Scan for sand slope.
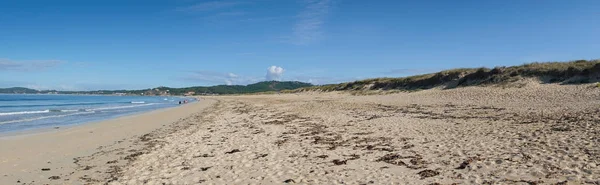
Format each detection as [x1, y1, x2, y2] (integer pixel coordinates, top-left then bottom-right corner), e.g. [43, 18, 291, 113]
[2, 84, 599, 184]
[107, 84, 599, 184]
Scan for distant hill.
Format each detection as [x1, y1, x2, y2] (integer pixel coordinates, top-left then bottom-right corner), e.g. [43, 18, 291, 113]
[0, 87, 39, 94]
[159, 81, 313, 95]
[0, 81, 313, 95]
[289, 59, 600, 93]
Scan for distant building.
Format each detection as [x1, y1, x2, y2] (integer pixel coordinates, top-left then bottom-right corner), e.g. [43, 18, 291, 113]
[185, 91, 196, 96]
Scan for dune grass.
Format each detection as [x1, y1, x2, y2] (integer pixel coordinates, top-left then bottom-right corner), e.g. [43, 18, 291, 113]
[289, 59, 600, 93]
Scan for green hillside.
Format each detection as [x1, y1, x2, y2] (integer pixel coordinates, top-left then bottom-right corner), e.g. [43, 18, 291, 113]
[0, 87, 39, 94]
[290, 59, 600, 92]
[160, 81, 313, 95]
[0, 81, 313, 95]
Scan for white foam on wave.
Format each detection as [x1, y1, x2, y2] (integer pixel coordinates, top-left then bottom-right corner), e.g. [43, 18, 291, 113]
[59, 109, 81, 112]
[0, 110, 51, 116]
[0, 103, 161, 117]
[0, 103, 164, 125]
[130, 101, 145, 104]
[89, 103, 159, 111]
[0, 111, 95, 125]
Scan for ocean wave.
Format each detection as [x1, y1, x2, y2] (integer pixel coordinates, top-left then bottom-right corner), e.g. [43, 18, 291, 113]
[0, 102, 116, 108]
[59, 109, 85, 112]
[130, 101, 145, 104]
[0, 110, 51, 116]
[0, 108, 94, 116]
[0, 111, 95, 125]
[0, 98, 57, 101]
[89, 103, 159, 111]
[0, 103, 161, 117]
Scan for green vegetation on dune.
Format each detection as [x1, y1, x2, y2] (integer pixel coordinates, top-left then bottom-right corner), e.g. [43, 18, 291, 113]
[290, 59, 600, 92]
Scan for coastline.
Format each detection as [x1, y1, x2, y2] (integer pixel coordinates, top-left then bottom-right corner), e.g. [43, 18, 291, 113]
[0, 94, 198, 135]
[0, 99, 194, 139]
[0, 97, 215, 184]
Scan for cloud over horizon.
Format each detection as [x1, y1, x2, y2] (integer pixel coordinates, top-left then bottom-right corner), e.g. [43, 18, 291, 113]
[266, 66, 284, 81]
[182, 66, 287, 85]
[0, 59, 64, 71]
[182, 70, 261, 85]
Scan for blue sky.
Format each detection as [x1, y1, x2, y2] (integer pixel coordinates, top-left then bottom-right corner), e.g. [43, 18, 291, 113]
[1, 0, 599, 90]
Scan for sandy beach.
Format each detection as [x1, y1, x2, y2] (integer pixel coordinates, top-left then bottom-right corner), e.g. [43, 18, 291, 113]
[2, 83, 600, 184]
[0, 99, 216, 185]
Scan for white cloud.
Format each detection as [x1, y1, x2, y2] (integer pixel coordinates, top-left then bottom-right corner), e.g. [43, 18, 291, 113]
[266, 66, 284, 81]
[183, 71, 260, 85]
[20, 84, 81, 91]
[177, 1, 245, 12]
[290, 0, 332, 45]
[23, 84, 50, 91]
[0, 59, 64, 71]
[289, 75, 357, 85]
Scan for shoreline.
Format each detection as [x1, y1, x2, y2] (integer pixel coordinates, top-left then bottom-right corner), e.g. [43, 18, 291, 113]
[0, 97, 215, 184]
[0, 101, 197, 139]
[0, 95, 199, 137]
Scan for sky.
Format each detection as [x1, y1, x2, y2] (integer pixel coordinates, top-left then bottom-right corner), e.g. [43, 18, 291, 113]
[1, 0, 599, 90]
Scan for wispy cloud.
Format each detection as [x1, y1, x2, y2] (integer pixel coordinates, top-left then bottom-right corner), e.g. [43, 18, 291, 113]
[240, 16, 290, 23]
[182, 70, 261, 85]
[200, 10, 247, 22]
[23, 84, 85, 91]
[289, 75, 360, 85]
[182, 65, 289, 85]
[289, 0, 332, 45]
[177, 1, 245, 12]
[214, 11, 246, 17]
[285, 68, 363, 85]
[0, 59, 64, 71]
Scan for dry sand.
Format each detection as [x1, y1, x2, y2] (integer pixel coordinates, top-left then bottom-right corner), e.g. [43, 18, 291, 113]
[2, 83, 600, 185]
[113, 83, 598, 185]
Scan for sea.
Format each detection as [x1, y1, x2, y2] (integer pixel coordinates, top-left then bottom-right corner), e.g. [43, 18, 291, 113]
[0, 94, 194, 133]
